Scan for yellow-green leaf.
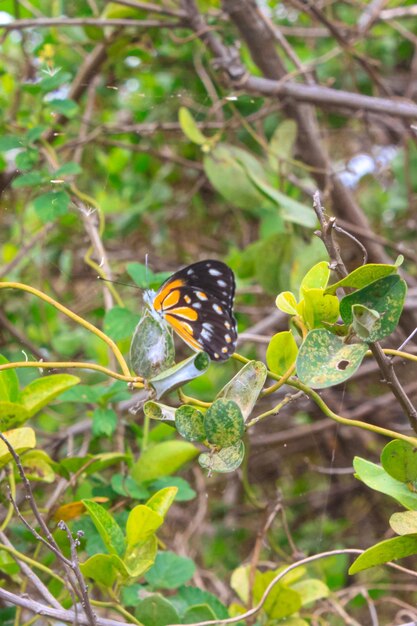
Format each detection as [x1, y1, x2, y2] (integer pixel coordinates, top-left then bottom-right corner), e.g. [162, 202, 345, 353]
[0, 427, 36, 468]
[21, 374, 80, 418]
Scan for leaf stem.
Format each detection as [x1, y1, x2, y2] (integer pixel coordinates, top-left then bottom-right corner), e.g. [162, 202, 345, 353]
[290, 378, 417, 446]
[0, 282, 131, 377]
[0, 360, 143, 386]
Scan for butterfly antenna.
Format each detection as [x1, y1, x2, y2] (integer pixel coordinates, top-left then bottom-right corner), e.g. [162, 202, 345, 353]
[97, 276, 141, 290]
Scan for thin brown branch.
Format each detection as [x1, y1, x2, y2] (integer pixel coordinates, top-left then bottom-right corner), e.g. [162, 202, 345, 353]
[0, 309, 47, 361]
[380, 6, 417, 21]
[312, 193, 417, 434]
[108, 0, 187, 18]
[240, 75, 417, 121]
[0, 586, 134, 626]
[0, 17, 183, 31]
[0, 222, 54, 278]
[57, 521, 97, 626]
[0, 530, 62, 609]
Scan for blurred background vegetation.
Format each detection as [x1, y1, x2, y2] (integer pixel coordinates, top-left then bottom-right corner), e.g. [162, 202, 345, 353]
[1, 0, 417, 623]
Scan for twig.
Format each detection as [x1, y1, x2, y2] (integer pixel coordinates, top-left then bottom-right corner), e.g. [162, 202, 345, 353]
[108, 0, 187, 18]
[0, 530, 62, 609]
[312, 193, 417, 434]
[0, 586, 135, 626]
[168, 548, 364, 626]
[248, 498, 282, 608]
[313, 191, 348, 278]
[0, 223, 54, 278]
[0, 309, 47, 361]
[0, 17, 183, 31]
[57, 521, 97, 626]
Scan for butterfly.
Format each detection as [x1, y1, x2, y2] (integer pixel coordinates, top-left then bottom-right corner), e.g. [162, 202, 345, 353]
[144, 260, 237, 361]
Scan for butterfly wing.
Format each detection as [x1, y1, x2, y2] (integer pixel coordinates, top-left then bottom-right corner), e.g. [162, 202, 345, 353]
[152, 260, 237, 361]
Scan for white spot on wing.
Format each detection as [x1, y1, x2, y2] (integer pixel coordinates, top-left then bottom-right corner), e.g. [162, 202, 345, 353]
[217, 279, 227, 287]
[203, 322, 213, 331]
[208, 268, 221, 276]
[201, 328, 212, 341]
[193, 302, 201, 309]
[213, 303, 223, 314]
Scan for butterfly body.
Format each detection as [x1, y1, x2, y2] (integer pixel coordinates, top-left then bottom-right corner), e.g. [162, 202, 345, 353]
[146, 260, 237, 361]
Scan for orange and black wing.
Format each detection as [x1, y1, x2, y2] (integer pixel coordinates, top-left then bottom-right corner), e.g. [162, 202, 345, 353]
[152, 260, 237, 361]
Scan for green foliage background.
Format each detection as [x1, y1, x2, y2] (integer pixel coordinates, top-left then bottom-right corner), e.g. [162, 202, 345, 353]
[1, 0, 417, 624]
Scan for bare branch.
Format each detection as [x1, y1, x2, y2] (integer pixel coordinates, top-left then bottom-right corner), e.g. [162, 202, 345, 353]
[0, 17, 183, 31]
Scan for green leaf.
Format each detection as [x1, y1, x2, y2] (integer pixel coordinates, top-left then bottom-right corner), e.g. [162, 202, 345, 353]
[179, 107, 209, 146]
[0, 427, 36, 468]
[26, 126, 47, 143]
[39, 71, 71, 92]
[21, 374, 80, 418]
[203, 399, 244, 447]
[183, 605, 216, 623]
[246, 171, 317, 228]
[104, 306, 140, 341]
[59, 384, 105, 403]
[0, 402, 30, 430]
[131, 440, 198, 483]
[292, 578, 330, 605]
[145, 486, 178, 518]
[296, 329, 368, 389]
[144, 401, 176, 422]
[82, 499, 126, 558]
[217, 361, 267, 421]
[20, 450, 55, 483]
[349, 535, 417, 574]
[61, 452, 128, 475]
[266, 331, 298, 376]
[80, 553, 129, 586]
[231, 565, 250, 603]
[390, 511, 417, 536]
[126, 262, 171, 290]
[11, 171, 43, 189]
[253, 570, 302, 619]
[0, 135, 24, 151]
[124, 535, 158, 578]
[175, 405, 205, 441]
[15, 148, 39, 170]
[203, 143, 266, 210]
[199, 440, 245, 474]
[136, 594, 180, 626]
[0, 355, 20, 402]
[276, 291, 298, 315]
[126, 505, 163, 547]
[298, 288, 340, 330]
[268, 120, 297, 167]
[173, 586, 229, 619]
[145, 551, 195, 589]
[149, 353, 210, 399]
[111, 474, 150, 500]
[150, 477, 196, 502]
[92, 408, 118, 437]
[326, 263, 398, 294]
[130, 311, 175, 379]
[381, 440, 417, 483]
[48, 98, 79, 117]
[300, 261, 330, 293]
[353, 456, 417, 510]
[339, 275, 407, 341]
[33, 190, 70, 222]
[54, 162, 82, 176]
